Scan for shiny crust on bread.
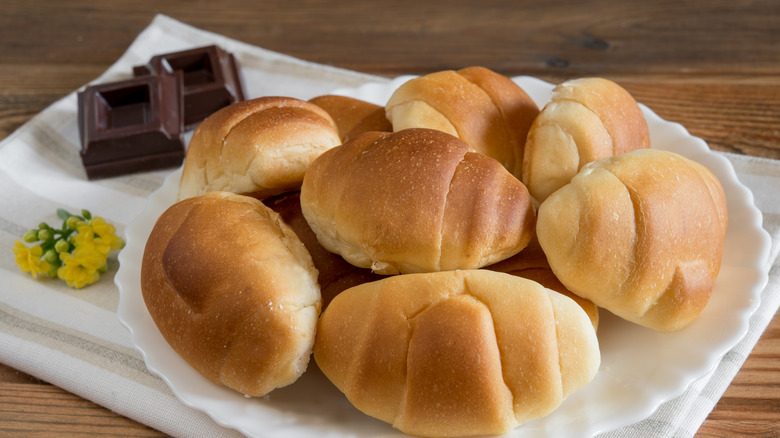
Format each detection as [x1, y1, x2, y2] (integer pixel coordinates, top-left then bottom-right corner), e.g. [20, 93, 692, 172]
[141, 192, 321, 396]
[537, 149, 727, 331]
[178, 96, 341, 200]
[300, 128, 536, 275]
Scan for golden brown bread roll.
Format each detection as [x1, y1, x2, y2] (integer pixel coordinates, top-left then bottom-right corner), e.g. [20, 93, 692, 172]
[140, 192, 321, 396]
[309, 94, 392, 141]
[537, 149, 728, 332]
[300, 128, 536, 275]
[178, 96, 340, 200]
[522, 77, 650, 201]
[314, 270, 600, 437]
[264, 191, 383, 308]
[385, 66, 539, 179]
[486, 237, 599, 329]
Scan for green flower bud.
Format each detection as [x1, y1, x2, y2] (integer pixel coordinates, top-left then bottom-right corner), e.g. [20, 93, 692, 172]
[44, 249, 59, 264]
[38, 222, 51, 230]
[47, 264, 59, 278]
[81, 209, 92, 220]
[65, 216, 82, 230]
[37, 229, 53, 242]
[23, 230, 39, 243]
[54, 239, 70, 253]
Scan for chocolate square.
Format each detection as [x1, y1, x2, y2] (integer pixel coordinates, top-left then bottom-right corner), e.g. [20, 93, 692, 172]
[77, 73, 185, 179]
[133, 45, 245, 129]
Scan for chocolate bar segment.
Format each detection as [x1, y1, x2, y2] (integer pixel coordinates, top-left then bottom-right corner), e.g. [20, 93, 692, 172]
[134, 45, 245, 128]
[77, 73, 185, 180]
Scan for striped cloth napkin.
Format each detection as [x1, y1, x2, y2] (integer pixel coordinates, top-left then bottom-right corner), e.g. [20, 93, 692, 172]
[1, 14, 777, 438]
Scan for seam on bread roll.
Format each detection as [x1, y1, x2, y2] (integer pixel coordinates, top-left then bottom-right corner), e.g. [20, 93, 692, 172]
[623, 181, 655, 314]
[437, 154, 469, 271]
[396, 292, 516, 434]
[449, 77, 515, 174]
[458, 79, 519, 174]
[460, 284, 518, 413]
[472, 89, 525, 173]
[622, 156, 723, 320]
[605, 162, 697, 317]
[550, 99, 616, 156]
[390, 99, 461, 138]
[456, 66, 539, 176]
[554, 97, 617, 155]
[547, 292, 566, 401]
[463, 274, 565, 423]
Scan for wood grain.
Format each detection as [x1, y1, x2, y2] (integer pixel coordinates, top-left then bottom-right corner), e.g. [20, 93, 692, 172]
[697, 323, 780, 437]
[0, 381, 165, 437]
[622, 78, 780, 159]
[0, 0, 778, 437]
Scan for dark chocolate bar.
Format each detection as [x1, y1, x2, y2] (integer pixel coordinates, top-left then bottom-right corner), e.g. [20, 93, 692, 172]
[77, 73, 185, 180]
[133, 45, 245, 128]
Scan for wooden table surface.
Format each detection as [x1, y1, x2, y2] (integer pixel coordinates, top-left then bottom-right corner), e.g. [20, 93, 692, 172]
[1, 1, 778, 437]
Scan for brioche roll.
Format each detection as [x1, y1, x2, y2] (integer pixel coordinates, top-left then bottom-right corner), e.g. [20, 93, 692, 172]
[141, 192, 320, 396]
[537, 149, 728, 332]
[300, 128, 536, 275]
[522, 77, 650, 201]
[486, 237, 599, 329]
[385, 67, 539, 178]
[314, 270, 600, 437]
[309, 94, 392, 141]
[178, 96, 340, 200]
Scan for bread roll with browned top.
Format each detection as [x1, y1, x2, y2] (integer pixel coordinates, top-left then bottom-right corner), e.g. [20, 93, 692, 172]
[141, 192, 320, 396]
[385, 67, 539, 179]
[178, 96, 340, 200]
[537, 149, 728, 332]
[309, 94, 392, 141]
[522, 77, 650, 201]
[314, 270, 600, 437]
[300, 128, 536, 275]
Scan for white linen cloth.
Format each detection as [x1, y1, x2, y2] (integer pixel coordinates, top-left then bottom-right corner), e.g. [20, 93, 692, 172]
[0, 14, 778, 438]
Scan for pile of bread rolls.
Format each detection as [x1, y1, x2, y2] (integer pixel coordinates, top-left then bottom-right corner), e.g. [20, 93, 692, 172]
[140, 67, 727, 437]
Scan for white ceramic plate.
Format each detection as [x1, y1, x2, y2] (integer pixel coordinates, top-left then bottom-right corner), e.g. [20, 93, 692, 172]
[116, 76, 771, 437]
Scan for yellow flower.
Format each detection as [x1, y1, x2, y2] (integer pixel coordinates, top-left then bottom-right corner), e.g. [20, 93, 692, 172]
[71, 223, 95, 246]
[12, 240, 51, 279]
[57, 252, 100, 289]
[90, 216, 125, 251]
[72, 244, 107, 272]
[71, 218, 124, 258]
[13, 210, 124, 289]
[71, 223, 107, 257]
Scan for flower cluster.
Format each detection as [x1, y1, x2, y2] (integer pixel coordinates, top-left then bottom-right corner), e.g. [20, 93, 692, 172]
[12, 209, 124, 289]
